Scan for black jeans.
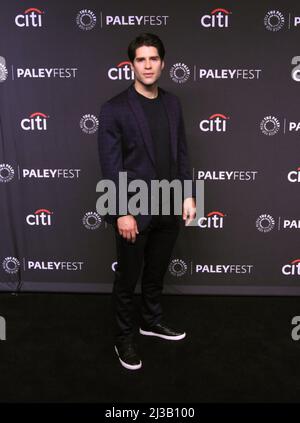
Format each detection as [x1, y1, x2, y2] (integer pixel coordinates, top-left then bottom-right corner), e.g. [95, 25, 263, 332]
[112, 214, 180, 344]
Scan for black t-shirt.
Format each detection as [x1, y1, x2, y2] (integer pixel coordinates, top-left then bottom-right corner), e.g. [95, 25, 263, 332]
[135, 88, 174, 215]
[135, 88, 171, 181]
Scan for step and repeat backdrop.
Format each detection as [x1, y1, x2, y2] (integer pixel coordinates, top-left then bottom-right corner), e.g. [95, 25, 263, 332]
[0, 0, 300, 294]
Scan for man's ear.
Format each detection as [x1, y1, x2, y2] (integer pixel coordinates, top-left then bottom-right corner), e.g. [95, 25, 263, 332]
[161, 60, 165, 70]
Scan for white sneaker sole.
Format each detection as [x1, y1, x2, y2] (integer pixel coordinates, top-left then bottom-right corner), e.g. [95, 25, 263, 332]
[114, 346, 142, 370]
[139, 328, 186, 340]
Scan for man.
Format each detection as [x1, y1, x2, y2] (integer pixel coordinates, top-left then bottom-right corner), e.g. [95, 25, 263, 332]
[98, 33, 196, 370]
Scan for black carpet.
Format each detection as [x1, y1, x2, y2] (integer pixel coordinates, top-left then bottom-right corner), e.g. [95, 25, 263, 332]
[0, 293, 299, 403]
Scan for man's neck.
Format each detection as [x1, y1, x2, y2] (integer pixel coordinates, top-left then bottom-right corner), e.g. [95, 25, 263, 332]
[134, 80, 158, 99]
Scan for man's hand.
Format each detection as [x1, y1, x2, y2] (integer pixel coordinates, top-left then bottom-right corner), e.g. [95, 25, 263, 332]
[182, 197, 196, 226]
[117, 215, 139, 243]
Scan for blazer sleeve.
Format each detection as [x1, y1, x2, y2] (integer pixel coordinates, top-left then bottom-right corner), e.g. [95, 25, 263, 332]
[97, 101, 128, 220]
[176, 98, 196, 200]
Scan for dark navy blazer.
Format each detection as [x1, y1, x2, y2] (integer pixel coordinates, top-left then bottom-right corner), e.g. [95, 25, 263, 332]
[97, 83, 195, 231]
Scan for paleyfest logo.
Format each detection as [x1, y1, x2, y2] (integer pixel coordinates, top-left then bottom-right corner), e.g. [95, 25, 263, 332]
[260, 116, 280, 136]
[0, 56, 8, 82]
[169, 63, 191, 83]
[76, 9, 97, 30]
[264, 10, 285, 31]
[264, 10, 300, 31]
[260, 115, 300, 135]
[104, 15, 169, 26]
[169, 259, 188, 277]
[256, 213, 300, 231]
[80, 114, 99, 134]
[82, 212, 103, 230]
[2, 257, 20, 274]
[0, 164, 15, 183]
[256, 214, 275, 233]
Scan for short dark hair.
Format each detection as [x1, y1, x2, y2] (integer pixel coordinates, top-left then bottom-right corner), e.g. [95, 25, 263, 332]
[127, 33, 165, 62]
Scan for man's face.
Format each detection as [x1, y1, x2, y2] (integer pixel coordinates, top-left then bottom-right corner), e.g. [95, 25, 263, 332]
[130, 45, 165, 86]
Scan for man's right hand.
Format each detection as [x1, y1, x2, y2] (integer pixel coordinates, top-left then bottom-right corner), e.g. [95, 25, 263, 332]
[117, 215, 139, 243]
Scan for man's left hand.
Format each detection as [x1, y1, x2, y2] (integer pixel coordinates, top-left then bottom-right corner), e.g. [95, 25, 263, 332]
[182, 197, 196, 226]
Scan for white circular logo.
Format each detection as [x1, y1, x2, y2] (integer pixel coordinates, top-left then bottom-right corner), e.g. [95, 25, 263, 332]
[0, 164, 15, 183]
[76, 9, 97, 31]
[80, 114, 99, 134]
[260, 116, 280, 136]
[264, 11, 285, 32]
[82, 212, 103, 230]
[0, 63, 8, 82]
[170, 63, 190, 84]
[2, 257, 20, 274]
[168, 259, 188, 277]
[256, 214, 275, 233]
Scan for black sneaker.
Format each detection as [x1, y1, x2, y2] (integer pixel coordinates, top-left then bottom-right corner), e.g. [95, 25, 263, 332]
[139, 322, 186, 340]
[114, 341, 142, 370]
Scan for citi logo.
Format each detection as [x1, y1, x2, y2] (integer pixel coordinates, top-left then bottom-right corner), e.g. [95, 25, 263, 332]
[21, 112, 49, 131]
[200, 8, 231, 28]
[26, 209, 53, 226]
[108, 61, 134, 80]
[288, 167, 300, 182]
[198, 211, 225, 229]
[15, 8, 44, 27]
[282, 259, 300, 276]
[199, 114, 229, 132]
